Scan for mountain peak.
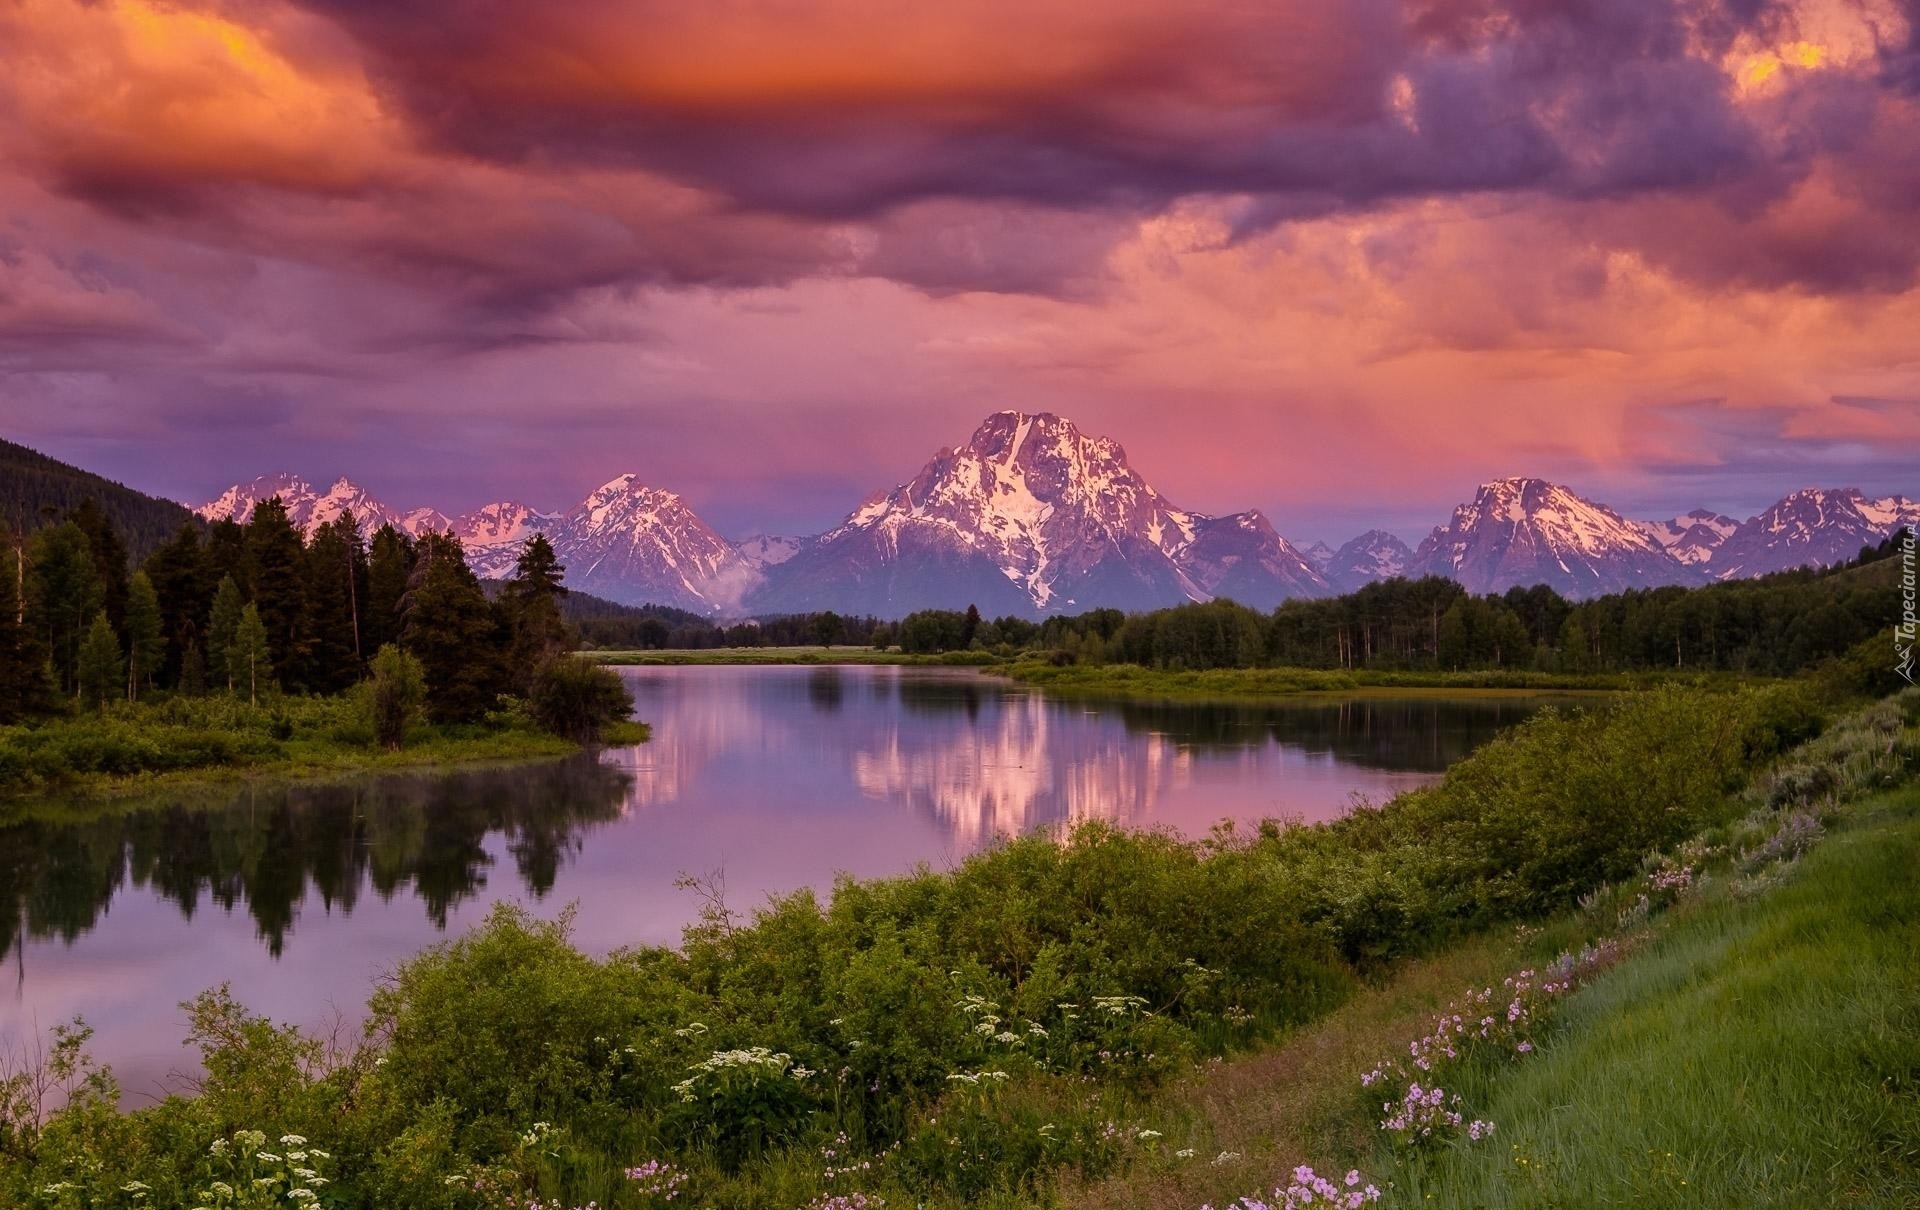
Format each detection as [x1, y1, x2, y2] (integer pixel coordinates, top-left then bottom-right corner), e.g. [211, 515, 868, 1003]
[1410, 478, 1691, 597]
[752, 411, 1326, 615]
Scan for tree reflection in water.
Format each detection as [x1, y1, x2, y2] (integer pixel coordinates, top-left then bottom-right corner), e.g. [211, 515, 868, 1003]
[0, 755, 632, 963]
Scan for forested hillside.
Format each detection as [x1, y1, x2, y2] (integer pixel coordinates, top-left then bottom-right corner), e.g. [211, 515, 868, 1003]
[0, 436, 200, 561]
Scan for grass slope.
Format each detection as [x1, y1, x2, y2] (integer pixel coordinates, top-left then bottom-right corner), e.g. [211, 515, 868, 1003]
[1382, 787, 1920, 1209]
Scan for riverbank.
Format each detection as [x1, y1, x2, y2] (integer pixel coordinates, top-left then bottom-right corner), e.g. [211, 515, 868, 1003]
[1000, 661, 1754, 700]
[0, 694, 648, 803]
[1068, 781, 1920, 1209]
[5, 684, 1900, 1210]
[585, 645, 1001, 666]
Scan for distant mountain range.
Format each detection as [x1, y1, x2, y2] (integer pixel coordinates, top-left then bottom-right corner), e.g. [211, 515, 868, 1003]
[189, 411, 1917, 615]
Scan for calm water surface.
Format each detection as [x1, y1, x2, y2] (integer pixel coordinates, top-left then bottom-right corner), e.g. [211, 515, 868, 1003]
[0, 666, 1568, 1101]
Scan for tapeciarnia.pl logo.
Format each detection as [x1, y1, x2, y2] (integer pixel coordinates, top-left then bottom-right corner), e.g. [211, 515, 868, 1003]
[1899, 528, 1916, 685]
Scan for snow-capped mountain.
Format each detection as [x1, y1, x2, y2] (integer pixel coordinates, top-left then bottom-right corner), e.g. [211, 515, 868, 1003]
[735, 535, 808, 569]
[1177, 510, 1331, 609]
[194, 446, 1918, 619]
[1710, 488, 1919, 579]
[195, 474, 451, 538]
[194, 473, 747, 612]
[551, 475, 753, 613]
[1407, 478, 1704, 598]
[1321, 529, 1414, 592]
[1635, 509, 1739, 568]
[747, 411, 1329, 617]
[457, 501, 563, 579]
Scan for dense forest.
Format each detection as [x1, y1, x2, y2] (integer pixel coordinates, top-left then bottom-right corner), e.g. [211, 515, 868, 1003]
[0, 437, 201, 562]
[876, 532, 1909, 689]
[0, 496, 630, 743]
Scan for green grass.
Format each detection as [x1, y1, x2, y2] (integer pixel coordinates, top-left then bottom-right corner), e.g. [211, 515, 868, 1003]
[586, 645, 1003, 666]
[1372, 787, 1920, 1209]
[997, 662, 1739, 701]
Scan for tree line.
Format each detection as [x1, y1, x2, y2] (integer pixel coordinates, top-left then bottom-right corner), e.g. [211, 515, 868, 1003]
[0, 498, 630, 742]
[885, 530, 1909, 687]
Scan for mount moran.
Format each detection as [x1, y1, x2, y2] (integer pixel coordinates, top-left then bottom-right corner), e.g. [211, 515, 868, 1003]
[196, 412, 1918, 617]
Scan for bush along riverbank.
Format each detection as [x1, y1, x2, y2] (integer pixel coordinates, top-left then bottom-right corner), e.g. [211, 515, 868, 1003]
[2, 686, 1911, 1210]
[1068, 690, 1920, 1210]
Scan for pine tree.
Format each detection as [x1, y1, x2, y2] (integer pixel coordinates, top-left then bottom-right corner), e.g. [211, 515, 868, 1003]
[0, 524, 51, 722]
[401, 532, 503, 723]
[229, 602, 272, 707]
[244, 496, 309, 690]
[179, 639, 207, 697]
[143, 522, 210, 690]
[205, 515, 249, 595]
[500, 533, 571, 692]
[28, 521, 104, 695]
[124, 570, 164, 702]
[69, 498, 131, 632]
[364, 524, 414, 656]
[305, 513, 369, 694]
[77, 611, 124, 710]
[207, 575, 244, 693]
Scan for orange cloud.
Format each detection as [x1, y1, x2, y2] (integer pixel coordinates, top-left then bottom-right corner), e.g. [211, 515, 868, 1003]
[0, 0, 404, 200]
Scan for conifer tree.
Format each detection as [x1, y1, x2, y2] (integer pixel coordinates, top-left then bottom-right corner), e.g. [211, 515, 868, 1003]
[229, 603, 272, 707]
[500, 533, 571, 692]
[401, 532, 503, 723]
[143, 522, 210, 690]
[77, 611, 124, 710]
[364, 524, 414, 656]
[244, 497, 309, 689]
[69, 498, 131, 632]
[205, 515, 249, 594]
[206, 575, 244, 693]
[0, 524, 51, 722]
[124, 570, 164, 702]
[305, 512, 369, 693]
[28, 521, 103, 695]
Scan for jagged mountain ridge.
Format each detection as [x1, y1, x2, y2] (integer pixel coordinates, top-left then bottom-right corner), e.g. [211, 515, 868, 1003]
[190, 420, 1917, 615]
[1406, 478, 1709, 597]
[1321, 529, 1414, 592]
[743, 411, 1330, 616]
[1711, 488, 1919, 579]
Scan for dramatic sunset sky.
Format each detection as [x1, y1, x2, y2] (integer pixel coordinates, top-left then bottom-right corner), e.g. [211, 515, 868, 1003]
[2, 0, 1916, 540]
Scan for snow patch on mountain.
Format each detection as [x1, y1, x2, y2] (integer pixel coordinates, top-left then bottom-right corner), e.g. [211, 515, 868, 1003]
[1408, 478, 1700, 598]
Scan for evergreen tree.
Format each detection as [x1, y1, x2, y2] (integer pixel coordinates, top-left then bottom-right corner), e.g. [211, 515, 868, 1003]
[204, 515, 249, 594]
[179, 640, 207, 697]
[305, 513, 369, 694]
[229, 603, 272, 707]
[28, 521, 104, 695]
[206, 575, 244, 693]
[0, 524, 51, 721]
[961, 603, 982, 648]
[76, 611, 124, 709]
[245, 497, 310, 688]
[500, 533, 571, 691]
[143, 523, 211, 690]
[401, 532, 503, 723]
[69, 498, 131, 632]
[364, 524, 414, 656]
[124, 570, 164, 702]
